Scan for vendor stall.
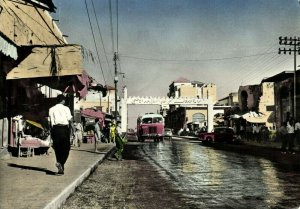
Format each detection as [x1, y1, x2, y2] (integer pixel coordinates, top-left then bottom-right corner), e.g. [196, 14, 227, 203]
[11, 116, 50, 157]
[80, 108, 105, 143]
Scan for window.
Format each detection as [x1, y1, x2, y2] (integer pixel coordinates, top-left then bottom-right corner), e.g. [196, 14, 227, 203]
[192, 113, 205, 123]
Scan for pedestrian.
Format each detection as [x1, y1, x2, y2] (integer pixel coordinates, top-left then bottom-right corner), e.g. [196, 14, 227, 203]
[74, 121, 84, 147]
[110, 121, 116, 143]
[94, 118, 103, 143]
[114, 122, 126, 160]
[295, 120, 300, 151]
[278, 122, 288, 153]
[49, 94, 73, 175]
[287, 120, 295, 154]
[240, 125, 245, 140]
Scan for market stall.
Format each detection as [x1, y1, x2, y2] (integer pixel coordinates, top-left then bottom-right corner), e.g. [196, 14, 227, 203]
[80, 108, 105, 143]
[11, 116, 50, 157]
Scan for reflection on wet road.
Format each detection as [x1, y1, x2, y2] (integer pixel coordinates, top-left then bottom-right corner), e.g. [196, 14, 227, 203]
[139, 138, 300, 209]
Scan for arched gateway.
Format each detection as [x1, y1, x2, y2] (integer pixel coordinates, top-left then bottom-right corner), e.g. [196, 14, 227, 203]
[121, 87, 215, 133]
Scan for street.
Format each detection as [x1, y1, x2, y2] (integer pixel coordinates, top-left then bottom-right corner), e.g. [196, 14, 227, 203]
[62, 137, 300, 209]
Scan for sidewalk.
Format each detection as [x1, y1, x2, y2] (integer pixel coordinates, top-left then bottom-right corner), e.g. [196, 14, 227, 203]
[0, 143, 115, 209]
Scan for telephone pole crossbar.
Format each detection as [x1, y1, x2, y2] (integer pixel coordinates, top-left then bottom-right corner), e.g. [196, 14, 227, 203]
[278, 36, 300, 119]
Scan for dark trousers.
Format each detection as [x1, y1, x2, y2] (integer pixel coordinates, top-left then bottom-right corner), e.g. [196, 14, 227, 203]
[51, 125, 70, 167]
[287, 133, 295, 152]
[281, 135, 288, 152]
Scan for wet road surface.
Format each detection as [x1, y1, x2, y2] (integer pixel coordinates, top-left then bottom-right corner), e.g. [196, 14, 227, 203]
[62, 137, 300, 209]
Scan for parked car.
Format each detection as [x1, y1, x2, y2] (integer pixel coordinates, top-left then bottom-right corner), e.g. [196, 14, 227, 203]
[198, 127, 236, 144]
[164, 128, 173, 139]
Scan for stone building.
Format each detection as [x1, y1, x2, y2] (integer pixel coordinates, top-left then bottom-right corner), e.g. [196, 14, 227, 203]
[75, 85, 117, 114]
[218, 92, 239, 106]
[0, 0, 92, 153]
[262, 70, 300, 127]
[165, 77, 220, 133]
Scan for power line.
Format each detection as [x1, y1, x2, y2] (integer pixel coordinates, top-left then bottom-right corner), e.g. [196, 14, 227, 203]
[84, 0, 106, 84]
[116, 0, 119, 53]
[109, 0, 115, 53]
[120, 51, 276, 62]
[90, 0, 114, 81]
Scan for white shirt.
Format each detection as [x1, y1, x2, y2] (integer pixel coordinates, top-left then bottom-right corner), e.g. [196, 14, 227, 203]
[49, 104, 72, 127]
[295, 122, 300, 131]
[287, 122, 294, 134]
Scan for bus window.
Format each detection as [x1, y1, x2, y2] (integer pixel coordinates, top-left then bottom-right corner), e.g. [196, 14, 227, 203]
[142, 118, 152, 124]
[153, 117, 163, 123]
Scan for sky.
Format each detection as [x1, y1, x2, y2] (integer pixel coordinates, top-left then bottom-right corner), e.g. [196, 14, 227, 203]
[52, 0, 300, 128]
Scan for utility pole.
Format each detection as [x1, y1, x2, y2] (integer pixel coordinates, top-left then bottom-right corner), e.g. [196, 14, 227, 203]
[114, 52, 118, 121]
[278, 36, 300, 119]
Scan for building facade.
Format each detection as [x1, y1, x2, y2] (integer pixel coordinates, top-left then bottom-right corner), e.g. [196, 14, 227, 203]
[165, 77, 219, 133]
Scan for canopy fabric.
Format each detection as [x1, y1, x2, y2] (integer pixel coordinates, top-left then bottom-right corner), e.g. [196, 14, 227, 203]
[0, 35, 18, 60]
[242, 111, 273, 124]
[230, 114, 241, 119]
[63, 71, 91, 98]
[26, 120, 44, 130]
[6, 45, 83, 79]
[81, 108, 104, 120]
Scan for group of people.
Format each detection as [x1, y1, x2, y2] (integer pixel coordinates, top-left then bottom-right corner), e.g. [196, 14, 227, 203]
[278, 119, 300, 154]
[93, 119, 126, 160]
[48, 94, 126, 175]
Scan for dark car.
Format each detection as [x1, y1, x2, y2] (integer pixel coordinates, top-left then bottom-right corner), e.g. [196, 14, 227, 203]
[198, 127, 236, 144]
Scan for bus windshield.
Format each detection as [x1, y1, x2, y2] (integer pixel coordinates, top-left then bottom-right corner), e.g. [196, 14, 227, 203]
[141, 117, 163, 124]
[142, 117, 152, 124]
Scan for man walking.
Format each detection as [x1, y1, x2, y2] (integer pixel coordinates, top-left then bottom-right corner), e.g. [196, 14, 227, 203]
[49, 94, 73, 175]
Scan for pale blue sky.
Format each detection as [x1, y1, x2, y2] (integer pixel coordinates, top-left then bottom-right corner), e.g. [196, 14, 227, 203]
[53, 0, 300, 97]
[52, 0, 300, 127]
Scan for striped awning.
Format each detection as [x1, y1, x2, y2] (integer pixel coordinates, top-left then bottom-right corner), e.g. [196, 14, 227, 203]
[0, 35, 18, 60]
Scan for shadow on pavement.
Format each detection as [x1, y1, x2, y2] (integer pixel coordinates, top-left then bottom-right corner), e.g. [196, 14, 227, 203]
[7, 163, 57, 175]
[70, 148, 106, 154]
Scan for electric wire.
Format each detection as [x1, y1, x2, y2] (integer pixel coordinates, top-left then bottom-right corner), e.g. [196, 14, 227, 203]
[116, 0, 119, 53]
[34, 6, 65, 45]
[90, 0, 114, 81]
[84, 0, 106, 85]
[109, 0, 115, 53]
[8, 0, 65, 44]
[4, 4, 46, 44]
[120, 51, 276, 62]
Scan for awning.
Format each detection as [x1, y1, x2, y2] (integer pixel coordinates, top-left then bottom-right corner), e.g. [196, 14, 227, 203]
[6, 45, 83, 79]
[0, 34, 18, 60]
[5, 44, 94, 98]
[242, 111, 273, 124]
[26, 120, 44, 130]
[81, 108, 104, 120]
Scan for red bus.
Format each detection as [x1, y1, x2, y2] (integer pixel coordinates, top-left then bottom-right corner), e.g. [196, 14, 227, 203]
[137, 113, 164, 142]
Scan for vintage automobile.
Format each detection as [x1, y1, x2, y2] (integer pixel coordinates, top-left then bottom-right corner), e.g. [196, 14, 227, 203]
[137, 113, 164, 142]
[198, 127, 236, 144]
[164, 128, 173, 139]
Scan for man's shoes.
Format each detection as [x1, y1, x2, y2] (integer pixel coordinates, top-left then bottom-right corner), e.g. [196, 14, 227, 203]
[56, 162, 64, 175]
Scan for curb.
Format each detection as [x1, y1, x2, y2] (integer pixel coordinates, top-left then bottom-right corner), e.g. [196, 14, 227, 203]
[43, 146, 116, 209]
